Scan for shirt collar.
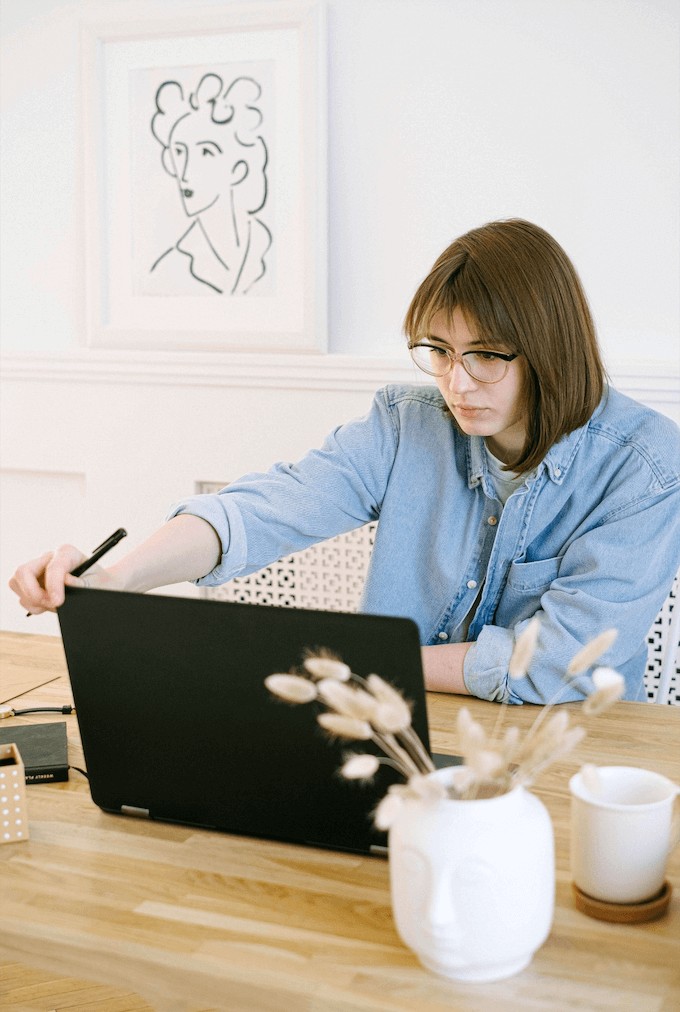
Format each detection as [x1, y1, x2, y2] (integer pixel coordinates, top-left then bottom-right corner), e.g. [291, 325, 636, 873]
[466, 405, 597, 490]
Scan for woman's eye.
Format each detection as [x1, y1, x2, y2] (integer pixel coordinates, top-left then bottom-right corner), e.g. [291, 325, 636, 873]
[430, 347, 449, 357]
[201, 147, 215, 157]
[474, 352, 501, 362]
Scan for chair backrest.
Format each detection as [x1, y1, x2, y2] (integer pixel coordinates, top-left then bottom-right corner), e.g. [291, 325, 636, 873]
[203, 521, 377, 613]
[645, 571, 679, 705]
[198, 485, 679, 705]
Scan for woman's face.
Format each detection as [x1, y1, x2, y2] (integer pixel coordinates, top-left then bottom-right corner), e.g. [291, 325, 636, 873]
[430, 307, 527, 465]
[167, 107, 238, 217]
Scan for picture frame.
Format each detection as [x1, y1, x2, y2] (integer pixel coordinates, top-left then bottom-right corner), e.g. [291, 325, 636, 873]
[81, 1, 326, 353]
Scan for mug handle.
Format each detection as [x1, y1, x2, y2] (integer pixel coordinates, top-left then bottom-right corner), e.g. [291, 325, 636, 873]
[670, 785, 680, 853]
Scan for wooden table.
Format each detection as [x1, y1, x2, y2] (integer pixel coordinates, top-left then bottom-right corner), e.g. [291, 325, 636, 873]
[1, 631, 678, 1011]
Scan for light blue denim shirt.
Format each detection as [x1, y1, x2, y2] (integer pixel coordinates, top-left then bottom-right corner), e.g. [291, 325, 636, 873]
[168, 384, 680, 704]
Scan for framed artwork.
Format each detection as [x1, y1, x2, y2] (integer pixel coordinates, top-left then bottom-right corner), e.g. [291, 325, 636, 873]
[81, 2, 326, 352]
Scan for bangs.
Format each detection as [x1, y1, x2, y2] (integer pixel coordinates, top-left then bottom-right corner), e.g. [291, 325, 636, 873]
[404, 255, 518, 353]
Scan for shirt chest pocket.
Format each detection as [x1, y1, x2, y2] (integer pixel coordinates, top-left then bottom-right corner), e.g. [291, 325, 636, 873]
[506, 555, 562, 592]
[495, 555, 562, 626]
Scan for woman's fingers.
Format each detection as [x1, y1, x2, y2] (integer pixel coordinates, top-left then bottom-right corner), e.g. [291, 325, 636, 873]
[43, 545, 87, 606]
[8, 545, 86, 614]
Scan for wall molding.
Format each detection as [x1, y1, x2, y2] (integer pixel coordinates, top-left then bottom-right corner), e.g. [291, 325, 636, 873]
[0, 350, 678, 405]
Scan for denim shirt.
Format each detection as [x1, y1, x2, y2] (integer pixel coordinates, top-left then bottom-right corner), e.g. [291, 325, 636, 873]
[169, 384, 680, 704]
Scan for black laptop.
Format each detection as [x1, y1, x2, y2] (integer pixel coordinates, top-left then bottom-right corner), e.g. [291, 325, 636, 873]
[57, 587, 456, 856]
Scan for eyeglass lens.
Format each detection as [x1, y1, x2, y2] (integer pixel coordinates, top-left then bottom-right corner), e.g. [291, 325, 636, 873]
[410, 345, 510, 383]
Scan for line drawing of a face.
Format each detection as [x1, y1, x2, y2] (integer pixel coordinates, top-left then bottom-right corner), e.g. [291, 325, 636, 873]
[149, 73, 271, 296]
[167, 106, 238, 217]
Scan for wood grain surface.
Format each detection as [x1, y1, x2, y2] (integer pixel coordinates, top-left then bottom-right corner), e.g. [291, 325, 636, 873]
[1, 631, 678, 1011]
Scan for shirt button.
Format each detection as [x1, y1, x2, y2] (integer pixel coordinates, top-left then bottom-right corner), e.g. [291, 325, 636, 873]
[554, 467, 562, 477]
[467, 579, 477, 589]
[487, 516, 498, 526]
[438, 631, 449, 641]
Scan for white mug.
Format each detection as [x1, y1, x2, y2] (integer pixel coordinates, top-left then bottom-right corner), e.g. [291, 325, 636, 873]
[570, 765, 680, 904]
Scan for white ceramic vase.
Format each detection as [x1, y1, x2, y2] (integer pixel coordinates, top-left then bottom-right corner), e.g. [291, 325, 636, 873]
[388, 766, 555, 982]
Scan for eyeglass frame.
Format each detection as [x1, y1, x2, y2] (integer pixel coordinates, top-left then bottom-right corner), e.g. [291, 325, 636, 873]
[407, 341, 519, 384]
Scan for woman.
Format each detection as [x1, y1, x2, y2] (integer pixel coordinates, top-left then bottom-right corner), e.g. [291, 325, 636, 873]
[10, 220, 680, 704]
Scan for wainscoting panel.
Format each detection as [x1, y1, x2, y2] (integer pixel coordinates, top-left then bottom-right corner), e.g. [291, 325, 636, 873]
[0, 469, 87, 636]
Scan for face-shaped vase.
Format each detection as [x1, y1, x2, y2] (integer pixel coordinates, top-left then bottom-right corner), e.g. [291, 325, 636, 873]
[389, 769, 554, 982]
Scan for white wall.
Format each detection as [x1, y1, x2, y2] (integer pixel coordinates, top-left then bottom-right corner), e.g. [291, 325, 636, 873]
[1, 0, 679, 634]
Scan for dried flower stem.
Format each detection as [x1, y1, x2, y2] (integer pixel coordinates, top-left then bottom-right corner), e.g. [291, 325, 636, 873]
[400, 726, 436, 774]
[371, 729, 422, 779]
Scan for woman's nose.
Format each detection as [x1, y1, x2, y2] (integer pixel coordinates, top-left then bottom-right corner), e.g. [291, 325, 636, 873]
[446, 358, 477, 393]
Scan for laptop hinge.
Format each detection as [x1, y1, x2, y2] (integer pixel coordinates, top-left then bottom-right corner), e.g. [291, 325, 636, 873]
[369, 844, 388, 857]
[121, 805, 150, 818]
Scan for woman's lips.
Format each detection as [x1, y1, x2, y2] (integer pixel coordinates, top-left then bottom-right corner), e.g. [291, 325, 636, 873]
[452, 404, 487, 417]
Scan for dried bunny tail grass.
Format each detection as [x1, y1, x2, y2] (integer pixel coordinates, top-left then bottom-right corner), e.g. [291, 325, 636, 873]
[465, 748, 506, 782]
[492, 615, 540, 753]
[317, 713, 373, 740]
[372, 698, 412, 734]
[373, 789, 405, 831]
[456, 706, 488, 757]
[340, 753, 381, 780]
[498, 725, 521, 767]
[405, 773, 448, 802]
[303, 656, 352, 681]
[447, 764, 476, 798]
[264, 673, 317, 704]
[367, 673, 413, 707]
[513, 725, 586, 787]
[566, 628, 618, 676]
[317, 679, 378, 720]
[591, 666, 625, 690]
[583, 667, 625, 715]
[508, 616, 541, 679]
[516, 709, 570, 765]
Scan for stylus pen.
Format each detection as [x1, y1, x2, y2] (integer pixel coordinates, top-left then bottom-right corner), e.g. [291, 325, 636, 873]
[70, 528, 127, 577]
[26, 528, 127, 616]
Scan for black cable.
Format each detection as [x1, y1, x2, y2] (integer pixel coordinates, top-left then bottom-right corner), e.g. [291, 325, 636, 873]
[9, 705, 75, 716]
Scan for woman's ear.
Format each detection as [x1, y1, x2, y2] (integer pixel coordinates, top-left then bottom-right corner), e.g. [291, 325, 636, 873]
[230, 159, 249, 186]
[161, 147, 177, 178]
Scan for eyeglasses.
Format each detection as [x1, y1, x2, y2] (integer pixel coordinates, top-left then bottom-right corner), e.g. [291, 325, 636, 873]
[408, 342, 518, 384]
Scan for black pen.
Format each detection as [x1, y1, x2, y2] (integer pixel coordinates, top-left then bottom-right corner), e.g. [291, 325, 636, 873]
[26, 528, 127, 616]
[70, 528, 128, 577]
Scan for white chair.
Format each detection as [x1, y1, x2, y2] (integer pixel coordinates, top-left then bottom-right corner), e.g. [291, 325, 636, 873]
[647, 571, 679, 705]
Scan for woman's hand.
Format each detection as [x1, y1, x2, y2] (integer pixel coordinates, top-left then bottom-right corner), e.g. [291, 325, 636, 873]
[8, 545, 124, 615]
[9, 516, 222, 615]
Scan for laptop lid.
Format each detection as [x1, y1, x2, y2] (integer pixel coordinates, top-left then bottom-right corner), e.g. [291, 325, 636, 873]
[57, 587, 438, 856]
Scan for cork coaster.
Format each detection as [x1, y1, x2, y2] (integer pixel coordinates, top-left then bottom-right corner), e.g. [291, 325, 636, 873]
[572, 880, 672, 923]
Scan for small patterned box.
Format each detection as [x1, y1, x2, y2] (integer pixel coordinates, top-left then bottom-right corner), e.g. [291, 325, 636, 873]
[0, 742, 29, 843]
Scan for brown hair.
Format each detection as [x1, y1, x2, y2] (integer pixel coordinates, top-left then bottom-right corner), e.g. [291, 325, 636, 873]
[403, 219, 606, 473]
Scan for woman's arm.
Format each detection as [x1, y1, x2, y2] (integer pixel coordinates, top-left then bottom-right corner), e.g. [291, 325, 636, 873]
[422, 642, 472, 695]
[9, 515, 221, 615]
